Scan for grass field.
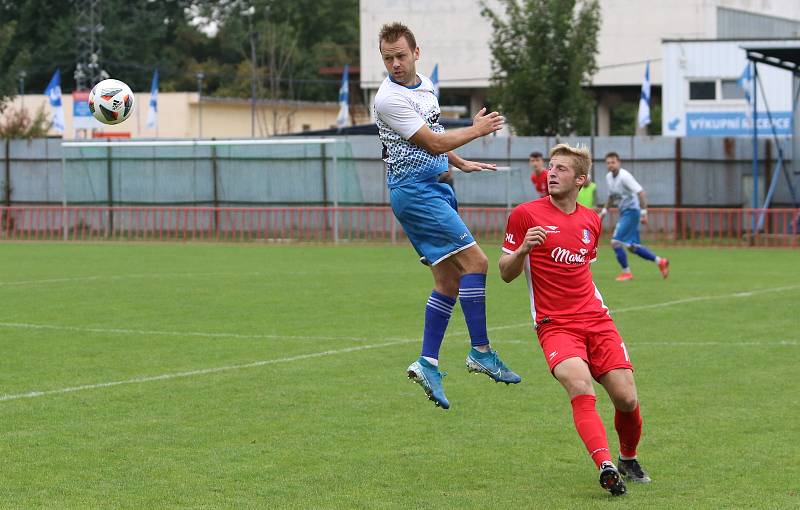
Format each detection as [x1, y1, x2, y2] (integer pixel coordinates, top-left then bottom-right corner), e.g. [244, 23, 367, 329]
[0, 242, 798, 509]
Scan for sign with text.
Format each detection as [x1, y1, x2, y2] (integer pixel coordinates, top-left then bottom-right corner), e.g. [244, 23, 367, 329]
[686, 111, 791, 137]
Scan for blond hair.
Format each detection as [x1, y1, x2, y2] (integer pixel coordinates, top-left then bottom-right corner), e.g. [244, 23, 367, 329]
[549, 143, 592, 178]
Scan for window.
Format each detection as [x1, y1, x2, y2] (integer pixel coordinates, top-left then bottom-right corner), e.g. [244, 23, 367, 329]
[721, 79, 745, 100]
[689, 81, 716, 100]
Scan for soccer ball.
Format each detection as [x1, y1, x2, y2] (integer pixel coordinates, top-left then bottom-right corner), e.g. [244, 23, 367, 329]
[88, 79, 135, 125]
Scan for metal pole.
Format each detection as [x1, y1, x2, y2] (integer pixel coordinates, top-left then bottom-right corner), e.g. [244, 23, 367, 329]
[332, 146, 339, 244]
[62, 150, 67, 240]
[250, 23, 257, 138]
[107, 144, 113, 236]
[18, 71, 25, 111]
[211, 142, 219, 235]
[751, 62, 758, 236]
[196, 71, 204, 138]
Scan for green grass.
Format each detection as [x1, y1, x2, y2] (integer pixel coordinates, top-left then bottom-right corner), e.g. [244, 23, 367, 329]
[0, 242, 798, 509]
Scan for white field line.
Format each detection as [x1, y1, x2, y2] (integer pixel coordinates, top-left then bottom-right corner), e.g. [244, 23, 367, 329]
[498, 339, 798, 347]
[487, 284, 800, 332]
[0, 338, 419, 402]
[0, 272, 266, 287]
[1, 283, 798, 402]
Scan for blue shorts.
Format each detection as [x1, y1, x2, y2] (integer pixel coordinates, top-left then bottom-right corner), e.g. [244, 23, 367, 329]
[390, 177, 476, 266]
[612, 208, 641, 245]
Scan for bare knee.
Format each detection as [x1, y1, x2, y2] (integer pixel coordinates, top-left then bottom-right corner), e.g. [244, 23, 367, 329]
[563, 379, 595, 399]
[613, 393, 639, 412]
[456, 246, 488, 274]
[610, 239, 623, 249]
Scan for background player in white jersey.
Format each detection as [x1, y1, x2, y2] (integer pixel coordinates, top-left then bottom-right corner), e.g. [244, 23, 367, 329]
[375, 22, 521, 410]
[499, 144, 651, 496]
[599, 152, 669, 281]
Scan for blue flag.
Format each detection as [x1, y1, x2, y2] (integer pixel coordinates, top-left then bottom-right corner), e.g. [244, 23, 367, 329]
[431, 63, 440, 98]
[637, 61, 651, 128]
[737, 62, 752, 104]
[146, 69, 159, 129]
[44, 69, 65, 134]
[335, 64, 349, 129]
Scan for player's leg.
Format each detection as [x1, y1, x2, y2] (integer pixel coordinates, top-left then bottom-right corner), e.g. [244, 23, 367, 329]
[611, 210, 637, 281]
[405, 258, 460, 410]
[599, 369, 651, 483]
[553, 357, 626, 496]
[451, 244, 521, 384]
[610, 239, 632, 281]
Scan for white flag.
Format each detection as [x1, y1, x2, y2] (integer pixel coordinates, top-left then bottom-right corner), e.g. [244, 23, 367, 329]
[44, 69, 65, 134]
[335, 64, 349, 129]
[146, 70, 158, 129]
[637, 61, 651, 128]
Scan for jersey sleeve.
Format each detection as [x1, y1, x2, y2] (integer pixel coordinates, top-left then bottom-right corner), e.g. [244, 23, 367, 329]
[622, 171, 643, 195]
[502, 206, 531, 254]
[374, 92, 426, 140]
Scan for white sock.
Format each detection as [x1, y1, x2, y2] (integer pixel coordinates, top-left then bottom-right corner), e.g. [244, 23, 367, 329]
[422, 356, 438, 366]
[655, 256, 662, 264]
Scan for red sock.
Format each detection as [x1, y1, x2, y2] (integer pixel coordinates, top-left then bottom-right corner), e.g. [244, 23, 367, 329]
[615, 404, 643, 458]
[570, 394, 611, 468]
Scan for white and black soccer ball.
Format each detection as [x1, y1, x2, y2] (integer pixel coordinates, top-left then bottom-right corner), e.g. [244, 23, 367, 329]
[88, 79, 135, 125]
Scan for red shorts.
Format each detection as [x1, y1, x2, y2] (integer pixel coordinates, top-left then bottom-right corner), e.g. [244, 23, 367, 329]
[535, 315, 633, 380]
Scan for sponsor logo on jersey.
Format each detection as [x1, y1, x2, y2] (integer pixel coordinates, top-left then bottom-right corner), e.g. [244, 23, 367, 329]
[545, 225, 560, 234]
[550, 246, 587, 265]
[582, 228, 591, 244]
[505, 233, 515, 244]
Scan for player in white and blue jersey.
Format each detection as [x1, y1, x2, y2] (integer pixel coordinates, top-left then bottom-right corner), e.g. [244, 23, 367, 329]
[375, 22, 520, 409]
[599, 152, 670, 282]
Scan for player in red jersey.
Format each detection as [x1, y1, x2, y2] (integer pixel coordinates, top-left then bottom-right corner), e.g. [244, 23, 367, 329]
[529, 151, 549, 197]
[499, 144, 651, 496]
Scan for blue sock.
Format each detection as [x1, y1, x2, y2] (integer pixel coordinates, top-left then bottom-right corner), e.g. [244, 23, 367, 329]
[459, 273, 489, 348]
[632, 244, 657, 262]
[613, 246, 629, 269]
[420, 290, 456, 360]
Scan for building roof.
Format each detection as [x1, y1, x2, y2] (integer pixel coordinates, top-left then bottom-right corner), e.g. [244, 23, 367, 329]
[743, 45, 800, 73]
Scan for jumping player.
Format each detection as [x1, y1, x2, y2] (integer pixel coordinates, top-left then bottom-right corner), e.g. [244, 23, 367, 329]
[374, 22, 521, 410]
[599, 152, 669, 281]
[499, 144, 651, 495]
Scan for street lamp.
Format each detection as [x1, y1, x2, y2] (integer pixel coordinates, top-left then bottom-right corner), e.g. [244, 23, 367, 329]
[242, 5, 257, 138]
[196, 70, 205, 138]
[18, 71, 26, 110]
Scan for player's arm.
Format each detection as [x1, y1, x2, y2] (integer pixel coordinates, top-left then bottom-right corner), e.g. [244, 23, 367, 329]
[637, 190, 648, 224]
[599, 195, 612, 219]
[447, 151, 497, 173]
[499, 226, 547, 283]
[409, 107, 504, 156]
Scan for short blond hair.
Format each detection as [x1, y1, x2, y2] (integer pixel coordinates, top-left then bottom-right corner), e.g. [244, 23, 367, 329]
[549, 143, 592, 178]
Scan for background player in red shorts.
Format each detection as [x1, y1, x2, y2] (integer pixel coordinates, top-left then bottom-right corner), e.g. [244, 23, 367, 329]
[499, 143, 651, 496]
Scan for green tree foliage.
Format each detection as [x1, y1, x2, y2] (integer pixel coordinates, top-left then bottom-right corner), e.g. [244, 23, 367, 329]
[0, 106, 52, 139]
[0, 0, 357, 102]
[481, 0, 601, 136]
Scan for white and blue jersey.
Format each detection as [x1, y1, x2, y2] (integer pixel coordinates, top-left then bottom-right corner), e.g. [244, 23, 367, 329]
[606, 168, 643, 212]
[374, 73, 474, 265]
[374, 74, 448, 189]
[606, 168, 644, 245]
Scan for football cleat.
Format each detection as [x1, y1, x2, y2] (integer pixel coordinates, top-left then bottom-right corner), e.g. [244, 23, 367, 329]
[615, 272, 634, 282]
[465, 348, 521, 384]
[618, 457, 652, 483]
[657, 258, 670, 279]
[407, 358, 449, 409]
[599, 461, 627, 496]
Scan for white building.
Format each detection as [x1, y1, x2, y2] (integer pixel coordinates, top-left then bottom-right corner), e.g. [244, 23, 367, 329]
[359, 0, 800, 135]
[661, 39, 799, 137]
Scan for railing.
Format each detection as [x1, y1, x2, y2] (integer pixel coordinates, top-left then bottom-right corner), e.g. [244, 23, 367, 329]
[0, 206, 798, 247]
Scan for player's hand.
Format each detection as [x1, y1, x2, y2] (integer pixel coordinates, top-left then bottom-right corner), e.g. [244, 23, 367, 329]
[472, 107, 505, 137]
[458, 159, 497, 173]
[640, 209, 649, 224]
[520, 226, 547, 253]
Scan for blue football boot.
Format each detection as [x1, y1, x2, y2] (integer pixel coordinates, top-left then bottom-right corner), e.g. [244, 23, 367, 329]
[407, 357, 449, 409]
[465, 347, 522, 384]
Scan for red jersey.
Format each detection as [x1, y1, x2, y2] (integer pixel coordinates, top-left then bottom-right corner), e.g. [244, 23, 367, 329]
[530, 170, 549, 196]
[502, 197, 607, 324]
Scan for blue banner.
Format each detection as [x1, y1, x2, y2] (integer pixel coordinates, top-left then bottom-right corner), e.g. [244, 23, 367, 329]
[686, 111, 791, 136]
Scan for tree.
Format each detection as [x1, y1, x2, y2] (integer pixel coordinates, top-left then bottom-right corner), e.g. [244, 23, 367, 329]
[481, 0, 601, 136]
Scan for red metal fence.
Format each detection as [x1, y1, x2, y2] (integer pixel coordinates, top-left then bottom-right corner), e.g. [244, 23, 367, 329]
[0, 206, 798, 247]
